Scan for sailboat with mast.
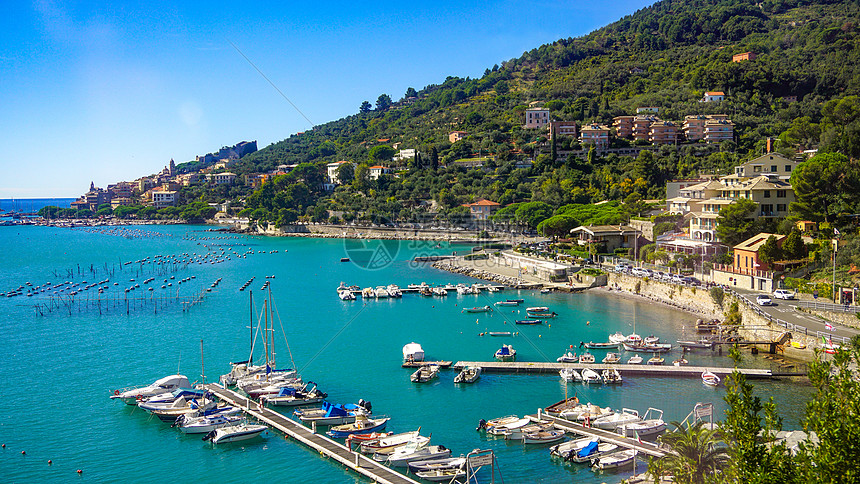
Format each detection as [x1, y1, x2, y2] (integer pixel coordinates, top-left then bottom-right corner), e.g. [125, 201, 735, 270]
[221, 288, 300, 392]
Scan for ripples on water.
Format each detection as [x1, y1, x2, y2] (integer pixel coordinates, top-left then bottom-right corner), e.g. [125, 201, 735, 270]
[0, 226, 813, 483]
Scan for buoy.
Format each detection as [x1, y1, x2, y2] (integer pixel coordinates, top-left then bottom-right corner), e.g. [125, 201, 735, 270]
[48, 460, 52, 464]
[2, 444, 5, 448]
[586, 321, 590, 325]
[21, 450, 25, 455]
[77, 470, 82, 474]
[539, 335, 542, 337]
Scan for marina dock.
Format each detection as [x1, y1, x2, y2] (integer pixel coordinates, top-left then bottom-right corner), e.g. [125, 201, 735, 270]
[452, 361, 803, 379]
[204, 384, 420, 484]
[526, 413, 668, 458]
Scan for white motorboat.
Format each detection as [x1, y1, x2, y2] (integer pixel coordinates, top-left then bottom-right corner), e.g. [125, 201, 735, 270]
[339, 290, 355, 300]
[175, 414, 242, 434]
[361, 287, 375, 298]
[402, 342, 425, 363]
[702, 370, 721, 387]
[137, 388, 208, 411]
[644, 335, 660, 345]
[673, 357, 689, 366]
[111, 374, 190, 405]
[579, 352, 595, 364]
[601, 368, 622, 384]
[592, 408, 642, 430]
[556, 351, 579, 363]
[626, 332, 642, 344]
[571, 404, 613, 423]
[408, 457, 466, 473]
[581, 368, 601, 384]
[569, 441, 619, 463]
[585, 341, 620, 349]
[550, 436, 598, 459]
[678, 338, 714, 349]
[526, 306, 549, 313]
[608, 332, 626, 344]
[494, 300, 519, 306]
[627, 354, 643, 364]
[384, 443, 451, 467]
[453, 366, 481, 383]
[647, 355, 665, 365]
[524, 429, 565, 444]
[494, 344, 516, 361]
[294, 400, 372, 425]
[386, 284, 402, 297]
[374, 286, 390, 298]
[487, 417, 531, 436]
[592, 448, 637, 470]
[261, 381, 327, 407]
[559, 367, 581, 382]
[431, 287, 447, 296]
[204, 422, 267, 444]
[623, 342, 673, 353]
[602, 352, 621, 364]
[622, 407, 666, 438]
[415, 467, 466, 482]
[410, 364, 440, 383]
[326, 416, 390, 438]
[358, 430, 424, 454]
[477, 415, 520, 432]
[505, 421, 554, 440]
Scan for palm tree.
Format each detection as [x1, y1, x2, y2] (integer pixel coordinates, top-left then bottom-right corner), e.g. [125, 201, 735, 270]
[649, 421, 730, 484]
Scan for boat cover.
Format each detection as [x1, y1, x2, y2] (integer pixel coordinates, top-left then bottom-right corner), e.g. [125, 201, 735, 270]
[497, 346, 511, 356]
[577, 440, 598, 458]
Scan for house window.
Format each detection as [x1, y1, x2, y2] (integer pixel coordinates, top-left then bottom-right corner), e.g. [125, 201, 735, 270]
[777, 204, 786, 212]
[785, 165, 792, 172]
[737, 254, 740, 266]
[777, 190, 786, 198]
[761, 204, 773, 215]
[753, 165, 762, 172]
[763, 190, 771, 198]
[771, 165, 777, 172]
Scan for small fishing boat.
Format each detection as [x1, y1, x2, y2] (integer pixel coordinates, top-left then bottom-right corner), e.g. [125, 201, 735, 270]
[110, 374, 191, 405]
[585, 341, 620, 349]
[601, 368, 622, 384]
[414, 468, 466, 482]
[357, 430, 424, 454]
[544, 397, 580, 417]
[556, 351, 578, 363]
[494, 301, 519, 306]
[524, 429, 565, 444]
[647, 355, 665, 365]
[383, 443, 451, 467]
[550, 436, 598, 459]
[488, 331, 512, 336]
[409, 457, 466, 473]
[410, 364, 440, 383]
[623, 342, 673, 353]
[494, 344, 516, 361]
[602, 352, 621, 364]
[261, 381, 327, 407]
[528, 311, 557, 318]
[702, 370, 721, 387]
[477, 415, 520, 432]
[453, 366, 481, 383]
[627, 354, 643, 364]
[526, 306, 549, 313]
[592, 408, 641, 430]
[559, 367, 581, 382]
[326, 416, 390, 438]
[790, 340, 806, 349]
[505, 421, 554, 440]
[677, 339, 714, 349]
[561, 403, 612, 422]
[463, 305, 491, 313]
[569, 441, 619, 463]
[487, 417, 531, 436]
[581, 368, 601, 384]
[402, 342, 425, 363]
[294, 400, 372, 425]
[579, 352, 595, 364]
[175, 414, 242, 434]
[608, 332, 627, 344]
[203, 421, 268, 444]
[626, 332, 642, 344]
[515, 319, 543, 325]
[506, 298, 524, 304]
[338, 290, 355, 300]
[622, 407, 666, 438]
[592, 448, 637, 470]
[673, 357, 689, 366]
[339, 257, 350, 262]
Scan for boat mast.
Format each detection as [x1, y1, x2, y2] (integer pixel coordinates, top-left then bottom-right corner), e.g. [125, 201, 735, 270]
[248, 290, 254, 366]
[268, 285, 275, 368]
[263, 298, 270, 373]
[200, 339, 205, 384]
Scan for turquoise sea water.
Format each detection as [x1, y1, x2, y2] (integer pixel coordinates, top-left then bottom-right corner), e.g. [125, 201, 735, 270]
[0, 198, 75, 212]
[0, 225, 814, 483]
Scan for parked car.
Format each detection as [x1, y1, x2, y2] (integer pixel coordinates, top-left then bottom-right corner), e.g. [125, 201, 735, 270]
[773, 289, 795, 300]
[756, 294, 773, 306]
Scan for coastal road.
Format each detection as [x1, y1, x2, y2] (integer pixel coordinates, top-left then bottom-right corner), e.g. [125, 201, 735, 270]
[731, 287, 859, 343]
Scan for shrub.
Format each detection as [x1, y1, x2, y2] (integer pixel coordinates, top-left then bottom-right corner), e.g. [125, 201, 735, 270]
[710, 286, 725, 307]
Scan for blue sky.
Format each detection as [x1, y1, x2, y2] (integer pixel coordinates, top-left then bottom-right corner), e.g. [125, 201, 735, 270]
[1, 0, 655, 198]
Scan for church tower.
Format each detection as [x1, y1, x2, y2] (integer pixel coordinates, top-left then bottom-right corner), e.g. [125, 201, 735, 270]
[169, 159, 176, 175]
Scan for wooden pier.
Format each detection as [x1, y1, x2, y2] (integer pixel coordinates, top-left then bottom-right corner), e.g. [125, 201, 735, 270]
[204, 384, 420, 484]
[452, 361, 804, 379]
[526, 412, 668, 458]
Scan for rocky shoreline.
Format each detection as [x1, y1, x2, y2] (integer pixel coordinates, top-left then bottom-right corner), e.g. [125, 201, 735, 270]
[431, 259, 529, 287]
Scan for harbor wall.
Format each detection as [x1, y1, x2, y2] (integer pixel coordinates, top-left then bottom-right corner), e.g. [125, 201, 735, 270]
[255, 223, 485, 241]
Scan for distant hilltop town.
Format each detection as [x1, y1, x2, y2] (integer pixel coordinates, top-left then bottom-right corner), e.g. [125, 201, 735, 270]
[70, 141, 257, 213]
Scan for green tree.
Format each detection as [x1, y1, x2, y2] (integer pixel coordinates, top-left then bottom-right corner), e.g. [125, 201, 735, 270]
[781, 230, 806, 260]
[536, 214, 580, 239]
[368, 145, 396, 163]
[650, 421, 730, 484]
[515, 201, 553, 230]
[758, 235, 783, 267]
[404, 87, 417, 98]
[335, 162, 355, 185]
[353, 164, 371, 192]
[429, 146, 439, 170]
[790, 152, 860, 223]
[716, 198, 758, 246]
[359, 101, 372, 113]
[376, 94, 392, 111]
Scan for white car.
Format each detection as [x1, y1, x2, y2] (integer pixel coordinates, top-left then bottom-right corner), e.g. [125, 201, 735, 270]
[773, 289, 795, 300]
[756, 294, 773, 306]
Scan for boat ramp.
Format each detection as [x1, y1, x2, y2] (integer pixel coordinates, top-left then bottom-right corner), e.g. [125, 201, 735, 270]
[452, 361, 803, 379]
[204, 384, 420, 484]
